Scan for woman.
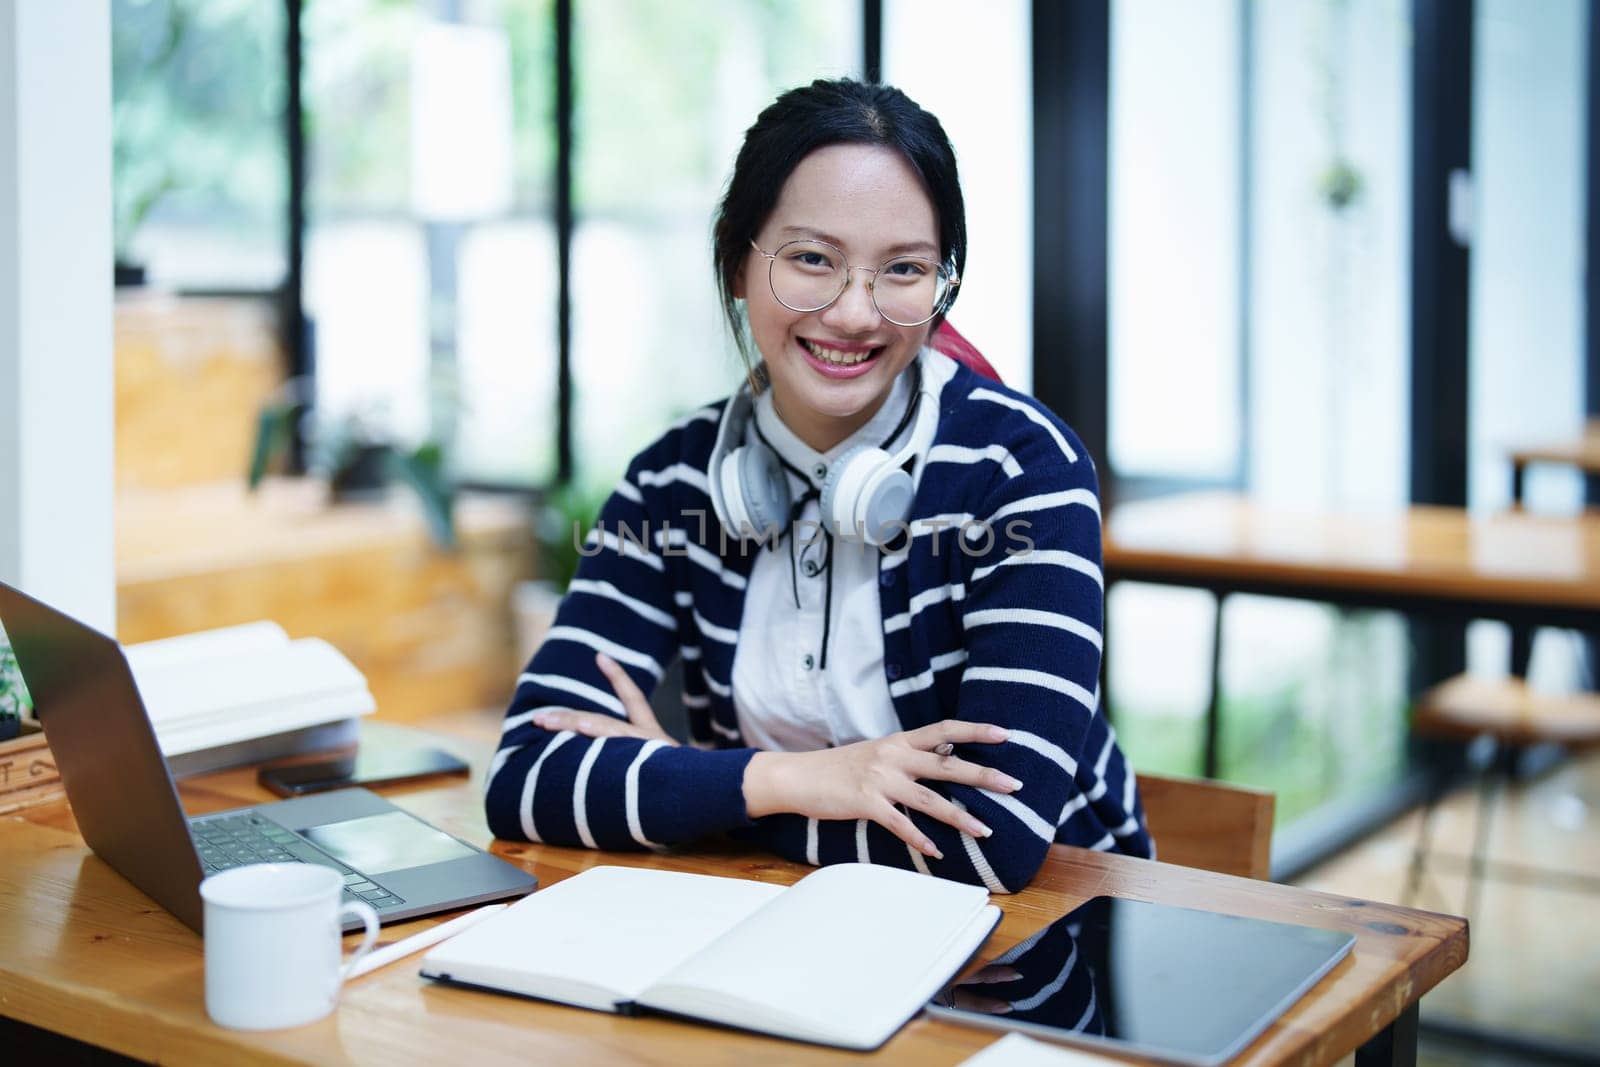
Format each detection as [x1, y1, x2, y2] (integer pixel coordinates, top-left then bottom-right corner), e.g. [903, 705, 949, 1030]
[485, 78, 1152, 892]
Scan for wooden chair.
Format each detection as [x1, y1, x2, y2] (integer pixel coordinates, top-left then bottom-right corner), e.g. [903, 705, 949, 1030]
[1405, 673, 1600, 916]
[1137, 771, 1275, 880]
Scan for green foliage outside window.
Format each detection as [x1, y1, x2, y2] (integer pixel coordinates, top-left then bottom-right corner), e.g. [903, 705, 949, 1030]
[576, 0, 852, 216]
[0, 635, 32, 740]
[112, 0, 286, 271]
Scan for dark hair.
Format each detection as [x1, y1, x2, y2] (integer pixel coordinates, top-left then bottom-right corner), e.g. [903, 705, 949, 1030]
[712, 78, 966, 367]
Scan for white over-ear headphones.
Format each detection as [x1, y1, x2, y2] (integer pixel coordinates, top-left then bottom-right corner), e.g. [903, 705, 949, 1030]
[708, 367, 931, 548]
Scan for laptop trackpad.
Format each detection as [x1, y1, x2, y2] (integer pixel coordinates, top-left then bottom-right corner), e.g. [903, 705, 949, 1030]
[298, 811, 477, 876]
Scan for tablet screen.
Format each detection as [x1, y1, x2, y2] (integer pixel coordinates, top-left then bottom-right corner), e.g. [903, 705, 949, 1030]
[927, 896, 1355, 1066]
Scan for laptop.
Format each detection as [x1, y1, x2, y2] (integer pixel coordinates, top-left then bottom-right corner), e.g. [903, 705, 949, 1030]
[0, 579, 537, 934]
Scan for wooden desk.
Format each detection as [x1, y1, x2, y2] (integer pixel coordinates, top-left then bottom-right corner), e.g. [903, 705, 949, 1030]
[1103, 493, 1600, 777]
[1, 715, 1467, 1066]
[1104, 492, 1600, 627]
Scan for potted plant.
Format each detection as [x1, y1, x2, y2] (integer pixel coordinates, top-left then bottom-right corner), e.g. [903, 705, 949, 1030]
[1, 636, 32, 742]
[512, 480, 610, 664]
[249, 382, 459, 549]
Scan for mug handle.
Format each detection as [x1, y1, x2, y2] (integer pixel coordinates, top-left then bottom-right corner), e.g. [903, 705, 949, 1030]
[337, 901, 381, 983]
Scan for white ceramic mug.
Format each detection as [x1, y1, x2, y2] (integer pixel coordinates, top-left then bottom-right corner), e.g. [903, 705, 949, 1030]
[201, 863, 380, 1030]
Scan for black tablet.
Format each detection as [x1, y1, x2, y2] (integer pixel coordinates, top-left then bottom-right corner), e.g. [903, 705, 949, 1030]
[925, 896, 1356, 1067]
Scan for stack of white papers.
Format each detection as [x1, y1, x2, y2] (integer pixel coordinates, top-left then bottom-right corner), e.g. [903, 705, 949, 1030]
[125, 622, 375, 762]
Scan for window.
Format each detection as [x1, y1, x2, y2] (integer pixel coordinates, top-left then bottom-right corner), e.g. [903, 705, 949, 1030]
[304, 0, 556, 483]
[1108, 0, 1241, 482]
[300, 0, 859, 489]
[112, 0, 287, 290]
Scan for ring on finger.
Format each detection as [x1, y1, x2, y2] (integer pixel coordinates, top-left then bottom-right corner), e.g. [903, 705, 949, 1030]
[933, 742, 955, 758]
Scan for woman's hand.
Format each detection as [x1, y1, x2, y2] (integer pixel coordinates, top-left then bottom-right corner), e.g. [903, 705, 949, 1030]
[742, 721, 1022, 859]
[529, 654, 678, 745]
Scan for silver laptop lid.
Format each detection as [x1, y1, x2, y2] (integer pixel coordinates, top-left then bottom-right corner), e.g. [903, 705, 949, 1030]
[0, 580, 206, 931]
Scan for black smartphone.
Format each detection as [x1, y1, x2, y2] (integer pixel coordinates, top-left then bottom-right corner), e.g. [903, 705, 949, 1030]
[258, 742, 470, 797]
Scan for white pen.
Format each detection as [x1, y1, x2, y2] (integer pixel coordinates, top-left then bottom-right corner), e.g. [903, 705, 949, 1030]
[346, 902, 509, 980]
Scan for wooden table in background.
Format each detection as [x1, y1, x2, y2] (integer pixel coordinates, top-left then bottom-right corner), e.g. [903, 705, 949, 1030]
[1103, 493, 1600, 777]
[0, 712, 1467, 1066]
[1509, 418, 1600, 505]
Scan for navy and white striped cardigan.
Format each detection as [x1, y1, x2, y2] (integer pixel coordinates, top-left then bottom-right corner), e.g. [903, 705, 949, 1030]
[486, 359, 1154, 892]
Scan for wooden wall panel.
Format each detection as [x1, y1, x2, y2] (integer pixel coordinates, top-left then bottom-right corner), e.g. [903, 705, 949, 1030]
[117, 481, 535, 722]
[115, 293, 283, 491]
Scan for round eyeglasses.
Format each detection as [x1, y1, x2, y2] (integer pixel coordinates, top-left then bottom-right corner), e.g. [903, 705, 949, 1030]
[748, 238, 959, 328]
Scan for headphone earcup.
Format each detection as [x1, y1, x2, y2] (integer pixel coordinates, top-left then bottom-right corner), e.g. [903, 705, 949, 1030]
[819, 446, 870, 537]
[822, 446, 914, 546]
[717, 449, 751, 533]
[723, 444, 790, 540]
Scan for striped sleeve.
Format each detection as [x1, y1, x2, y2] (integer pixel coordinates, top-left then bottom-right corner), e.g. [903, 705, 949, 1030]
[736, 445, 1145, 890]
[483, 440, 757, 851]
[933, 454, 1124, 889]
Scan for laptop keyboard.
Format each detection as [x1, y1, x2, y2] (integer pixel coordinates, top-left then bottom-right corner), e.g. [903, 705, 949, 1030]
[191, 811, 406, 910]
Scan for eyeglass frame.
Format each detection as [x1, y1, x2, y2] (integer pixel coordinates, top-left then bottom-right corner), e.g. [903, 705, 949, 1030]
[747, 238, 961, 328]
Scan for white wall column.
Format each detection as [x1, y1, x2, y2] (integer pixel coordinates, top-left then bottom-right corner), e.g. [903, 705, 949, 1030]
[0, 1, 115, 632]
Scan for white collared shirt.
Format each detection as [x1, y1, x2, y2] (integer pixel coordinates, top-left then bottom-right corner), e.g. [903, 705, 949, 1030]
[729, 353, 932, 752]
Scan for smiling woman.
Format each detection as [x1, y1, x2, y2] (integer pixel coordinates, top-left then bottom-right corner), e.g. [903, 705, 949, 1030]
[485, 79, 1152, 894]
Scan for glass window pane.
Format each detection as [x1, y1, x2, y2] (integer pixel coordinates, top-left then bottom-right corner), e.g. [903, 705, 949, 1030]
[1249, 0, 1410, 510]
[883, 0, 1032, 391]
[1469, 0, 1587, 515]
[571, 0, 859, 488]
[304, 221, 430, 442]
[305, 0, 555, 484]
[1108, 0, 1240, 480]
[113, 0, 287, 289]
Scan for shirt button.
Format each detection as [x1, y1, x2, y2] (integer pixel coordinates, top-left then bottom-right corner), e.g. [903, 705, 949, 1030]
[812, 462, 828, 480]
[879, 569, 896, 587]
[801, 653, 815, 671]
[802, 559, 820, 577]
[885, 663, 902, 681]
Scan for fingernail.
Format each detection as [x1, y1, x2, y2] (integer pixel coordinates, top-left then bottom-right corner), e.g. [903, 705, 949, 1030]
[988, 726, 1009, 742]
[922, 841, 944, 859]
[1000, 775, 1024, 792]
[968, 820, 992, 839]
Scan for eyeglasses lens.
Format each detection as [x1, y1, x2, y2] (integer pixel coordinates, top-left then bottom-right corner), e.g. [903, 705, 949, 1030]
[768, 240, 948, 327]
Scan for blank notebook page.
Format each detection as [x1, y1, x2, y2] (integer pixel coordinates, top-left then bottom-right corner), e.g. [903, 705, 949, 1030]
[646, 863, 991, 1041]
[424, 866, 783, 1004]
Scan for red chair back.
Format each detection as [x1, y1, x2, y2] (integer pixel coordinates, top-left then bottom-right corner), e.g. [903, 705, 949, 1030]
[930, 321, 1002, 383]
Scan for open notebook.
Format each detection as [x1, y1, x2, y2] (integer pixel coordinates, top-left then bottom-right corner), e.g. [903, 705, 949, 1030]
[420, 863, 1002, 1050]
